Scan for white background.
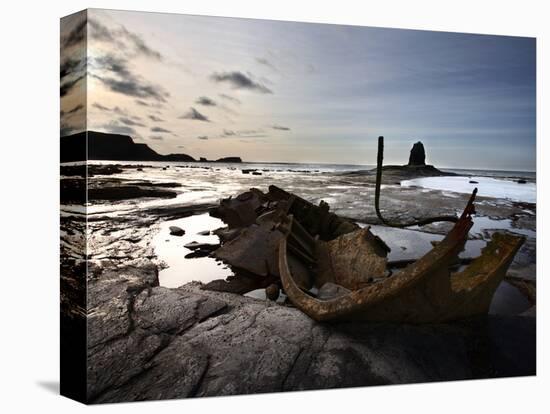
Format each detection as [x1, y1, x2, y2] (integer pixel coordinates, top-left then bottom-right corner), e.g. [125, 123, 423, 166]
[0, 0, 547, 412]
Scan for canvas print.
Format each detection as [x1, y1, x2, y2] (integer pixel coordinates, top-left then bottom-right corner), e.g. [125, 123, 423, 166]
[60, 9, 536, 404]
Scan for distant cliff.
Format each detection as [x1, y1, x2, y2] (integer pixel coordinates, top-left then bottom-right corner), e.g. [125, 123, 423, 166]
[61, 131, 196, 163]
[216, 156, 242, 163]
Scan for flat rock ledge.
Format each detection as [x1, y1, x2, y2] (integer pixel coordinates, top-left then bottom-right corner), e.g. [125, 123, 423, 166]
[86, 263, 535, 404]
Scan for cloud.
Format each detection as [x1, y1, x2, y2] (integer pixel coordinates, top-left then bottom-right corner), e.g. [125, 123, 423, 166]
[87, 19, 115, 42]
[62, 18, 86, 48]
[99, 121, 136, 136]
[149, 135, 164, 140]
[240, 133, 267, 138]
[237, 129, 266, 137]
[179, 107, 210, 122]
[92, 54, 132, 77]
[60, 123, 79, 137]
[60, 55, 86, 98]
[136, 100, 164, 109]
[210, 71, 273, 94]
[256, 57, 277, 72]
[197, 135, 209, 140]
[60, 102, 85, 136]
[90, 54, 169, 102]
[271, 124, 291, 131]
[60, 74, 85, 97]
[119, 117, 145, 127]
[60, 57, 84, 80]
[218, 94, 241, 104]
[151, 126, 171, 133]
[61, 104, 84, 117]
[92, 102, 109, 111]
[88, 18, 162, 60]
[91, 103, 129, 116]
[220, 129, 266, 138]
[92, 74, 168, 102]
[119, 26, 162, 60]
[148, 115, 165, 122]
[195, 96, 217, 106]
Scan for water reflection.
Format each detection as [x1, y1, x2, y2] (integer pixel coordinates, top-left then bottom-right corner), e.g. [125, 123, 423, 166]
[153, 213, 233, 288]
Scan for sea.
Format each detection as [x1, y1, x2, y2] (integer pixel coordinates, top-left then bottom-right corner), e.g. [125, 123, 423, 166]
[84, 160, 536, 206]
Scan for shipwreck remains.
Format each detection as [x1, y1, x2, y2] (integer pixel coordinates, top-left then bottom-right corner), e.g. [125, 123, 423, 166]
[199, 137, 525, 323]
[278, 190, 524, 323]
[203, 185, 359, 295]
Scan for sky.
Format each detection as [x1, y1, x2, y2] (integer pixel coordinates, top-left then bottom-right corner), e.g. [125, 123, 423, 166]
[60, 9, 536, 170]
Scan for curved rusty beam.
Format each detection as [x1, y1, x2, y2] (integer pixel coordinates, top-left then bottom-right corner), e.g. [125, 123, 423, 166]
[279, 192, 524, 323]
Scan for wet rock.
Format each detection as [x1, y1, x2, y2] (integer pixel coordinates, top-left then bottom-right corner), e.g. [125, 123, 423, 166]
[202, 274, 278, 294]
[184, 249, 212, 259]
[469, 180, 479, 184]
[88, 186, 177, 201]
[252, 171, 262, 176]
[60, 178, 86, 204]
[517, 179, 527, 184]
[213, 227, 242, 242]
[184, 241, 220, 251]
[151, 182, 182, 188]
[169, 226, 185, 236]
[213, 221, 284, 278]
[92, 283, 535, 403]
[212, 190, 263, 228]
[265, 284, 280, 301]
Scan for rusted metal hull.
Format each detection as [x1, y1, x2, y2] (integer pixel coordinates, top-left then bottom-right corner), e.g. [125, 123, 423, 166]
[278, 192, 525, 323]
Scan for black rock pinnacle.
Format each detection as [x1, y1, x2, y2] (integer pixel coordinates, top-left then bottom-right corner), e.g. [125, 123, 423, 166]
[408, 141, 426, 166]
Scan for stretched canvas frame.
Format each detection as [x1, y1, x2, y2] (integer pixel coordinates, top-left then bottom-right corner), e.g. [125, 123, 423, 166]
[60, 9, 536, 404]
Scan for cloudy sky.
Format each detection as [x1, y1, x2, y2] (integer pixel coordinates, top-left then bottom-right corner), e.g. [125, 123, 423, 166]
[60, 9, 536, 170]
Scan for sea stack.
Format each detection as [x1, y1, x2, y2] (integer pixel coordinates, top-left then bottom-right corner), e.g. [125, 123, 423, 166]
[408, 141, 426, 166]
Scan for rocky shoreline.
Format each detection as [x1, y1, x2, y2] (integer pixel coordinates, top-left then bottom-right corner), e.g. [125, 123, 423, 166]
[60, 162, 536, 403]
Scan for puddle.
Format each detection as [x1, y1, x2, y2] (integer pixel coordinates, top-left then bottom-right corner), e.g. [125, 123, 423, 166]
[360, 212, 535, 265]
[401, 176, 536, 203]
[470, 216, 536, 239]
[245, 289, 288, 304]
[153, 213, 233, 288]
[363, 224, 486, 262]
[489, 281, 531, 315]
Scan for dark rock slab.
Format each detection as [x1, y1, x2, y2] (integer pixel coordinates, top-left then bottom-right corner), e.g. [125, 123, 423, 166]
[88, 185, 177, 201]
[169, 226, 185, 236]
[184, 241, 220, 251]
[88, 280, 535, 403]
